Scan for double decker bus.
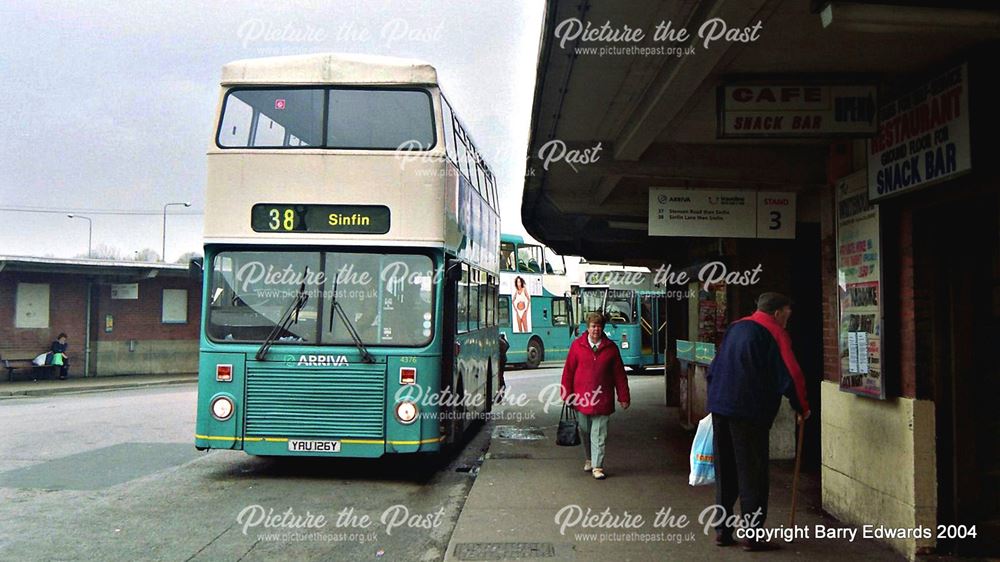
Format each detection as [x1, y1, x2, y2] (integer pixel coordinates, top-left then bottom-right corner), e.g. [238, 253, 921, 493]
[575, 271, 667, 372]
[195, 53, 500, 458]
[498, 233, 573, 368]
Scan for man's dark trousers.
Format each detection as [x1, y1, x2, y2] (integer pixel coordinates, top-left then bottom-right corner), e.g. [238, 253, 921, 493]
[712, 413, 770, 536]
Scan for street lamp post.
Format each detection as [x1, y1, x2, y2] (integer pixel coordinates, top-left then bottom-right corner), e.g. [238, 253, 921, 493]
[67, 214, 93, 258]
[162, 202, 191, 262]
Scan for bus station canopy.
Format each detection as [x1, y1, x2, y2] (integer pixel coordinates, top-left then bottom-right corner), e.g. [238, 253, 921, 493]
[521, 0, 998, 264]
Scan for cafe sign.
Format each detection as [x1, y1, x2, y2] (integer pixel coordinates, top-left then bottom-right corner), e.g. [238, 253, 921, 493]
[718, 83, 877, 138]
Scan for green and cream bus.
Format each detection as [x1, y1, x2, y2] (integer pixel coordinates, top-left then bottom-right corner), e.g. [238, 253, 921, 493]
[195, 53, 500, 458]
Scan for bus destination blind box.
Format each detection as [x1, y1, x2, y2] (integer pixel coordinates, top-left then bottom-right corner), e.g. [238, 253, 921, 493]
[251, 204, 390, 234]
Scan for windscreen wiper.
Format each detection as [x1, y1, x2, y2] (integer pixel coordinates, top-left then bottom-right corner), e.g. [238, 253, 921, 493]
[328, 276, 375, 364]
[255, 268, 310, 361]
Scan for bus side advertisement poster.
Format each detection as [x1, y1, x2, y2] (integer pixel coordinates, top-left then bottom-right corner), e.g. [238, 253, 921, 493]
[251, 204, 390, 234]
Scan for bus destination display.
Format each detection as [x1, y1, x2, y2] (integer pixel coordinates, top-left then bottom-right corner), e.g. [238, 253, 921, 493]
[251, 204, 390, 234]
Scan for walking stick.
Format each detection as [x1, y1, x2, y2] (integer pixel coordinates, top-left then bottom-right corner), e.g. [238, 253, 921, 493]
[789, 414, 805, 528]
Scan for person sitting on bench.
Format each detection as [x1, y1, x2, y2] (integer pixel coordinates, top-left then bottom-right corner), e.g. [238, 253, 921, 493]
[50, 333, 70, 380]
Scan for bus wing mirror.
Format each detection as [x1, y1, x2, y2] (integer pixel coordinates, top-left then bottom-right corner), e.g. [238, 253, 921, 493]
[566, 298, 575, 336]
[445, 259, 462, 283]
[189, 257, 204, 279]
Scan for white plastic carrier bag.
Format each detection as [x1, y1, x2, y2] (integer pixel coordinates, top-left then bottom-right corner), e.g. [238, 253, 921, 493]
[689, 414, 716, 486]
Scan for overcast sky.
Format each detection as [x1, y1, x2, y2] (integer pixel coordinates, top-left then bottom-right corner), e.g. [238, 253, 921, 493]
[0, 0, 545, 261]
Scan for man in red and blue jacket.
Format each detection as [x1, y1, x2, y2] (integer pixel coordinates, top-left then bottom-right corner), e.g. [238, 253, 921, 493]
[706, 292, 810, 550]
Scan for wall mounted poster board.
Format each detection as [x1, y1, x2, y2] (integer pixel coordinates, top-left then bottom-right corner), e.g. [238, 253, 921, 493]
[836, 172, 886, 399]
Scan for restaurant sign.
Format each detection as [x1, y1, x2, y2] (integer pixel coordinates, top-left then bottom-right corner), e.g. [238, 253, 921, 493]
[868, 64, 970, 200]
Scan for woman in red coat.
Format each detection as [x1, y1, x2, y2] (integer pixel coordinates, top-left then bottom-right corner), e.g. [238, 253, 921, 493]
[560, 312, 631, 479]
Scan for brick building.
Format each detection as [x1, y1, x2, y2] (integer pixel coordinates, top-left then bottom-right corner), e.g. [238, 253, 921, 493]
[0, 256, 202, 378]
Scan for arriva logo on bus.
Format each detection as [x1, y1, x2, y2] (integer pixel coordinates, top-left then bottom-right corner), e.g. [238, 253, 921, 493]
[284, 355, 350, 367]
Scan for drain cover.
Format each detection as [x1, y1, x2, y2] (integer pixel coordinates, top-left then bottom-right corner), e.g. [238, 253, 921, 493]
[486, 452, 532, 460]
[453, 542, 556, 560]
[492, 426, 545, 440]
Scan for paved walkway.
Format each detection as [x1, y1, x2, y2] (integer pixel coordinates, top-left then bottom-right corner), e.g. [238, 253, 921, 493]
[0, 373, 197, 398]
[445, 369, 906, 561]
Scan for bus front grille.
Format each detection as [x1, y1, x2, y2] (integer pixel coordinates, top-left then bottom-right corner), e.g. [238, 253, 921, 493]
[245, 362, 386, 439]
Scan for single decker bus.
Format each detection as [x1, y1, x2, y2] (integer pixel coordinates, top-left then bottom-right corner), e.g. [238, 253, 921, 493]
[575, 270, 667, 372]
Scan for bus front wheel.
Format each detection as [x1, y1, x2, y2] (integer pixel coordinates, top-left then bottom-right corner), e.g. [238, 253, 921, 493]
[526, 338, 544, 369]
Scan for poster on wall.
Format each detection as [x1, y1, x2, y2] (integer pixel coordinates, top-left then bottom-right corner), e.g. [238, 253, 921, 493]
[696, 284, 727, 344]
[837, 172, 886, 399]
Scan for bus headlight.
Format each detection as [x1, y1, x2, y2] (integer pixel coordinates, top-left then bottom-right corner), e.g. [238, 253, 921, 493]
[395, 401, 418, 424]
[211, 396, 235, 421]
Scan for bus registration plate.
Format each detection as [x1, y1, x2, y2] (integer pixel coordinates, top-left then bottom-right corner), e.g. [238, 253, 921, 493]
[288, 440, 341, 453]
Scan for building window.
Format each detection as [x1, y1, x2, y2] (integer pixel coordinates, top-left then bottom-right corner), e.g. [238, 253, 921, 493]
[15, 283, 49, 329]
[162, 289, 188, 324]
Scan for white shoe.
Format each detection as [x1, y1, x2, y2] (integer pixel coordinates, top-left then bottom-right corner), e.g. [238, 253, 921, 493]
[583, 460, 592, 472]
[592, 468, 606, 480]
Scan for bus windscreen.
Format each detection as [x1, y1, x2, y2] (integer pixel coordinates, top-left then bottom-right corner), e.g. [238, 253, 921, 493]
[580, 288, 635, 324]
[208, 251, 434, 346]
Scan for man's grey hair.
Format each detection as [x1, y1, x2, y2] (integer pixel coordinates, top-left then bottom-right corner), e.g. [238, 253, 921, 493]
[757, 292, 792, 313]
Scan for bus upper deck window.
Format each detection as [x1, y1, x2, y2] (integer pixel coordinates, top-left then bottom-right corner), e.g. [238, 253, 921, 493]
[327, 89, 434, 150]
[500, 243, 515, 272]
[218, 88, 324, 148]
[516, 244, 543, 273]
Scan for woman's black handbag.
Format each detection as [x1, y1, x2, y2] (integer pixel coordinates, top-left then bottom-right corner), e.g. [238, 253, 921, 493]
[556, 404, 581, 446]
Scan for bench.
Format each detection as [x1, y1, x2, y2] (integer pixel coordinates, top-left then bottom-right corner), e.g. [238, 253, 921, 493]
[1, 350, 60, 382]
